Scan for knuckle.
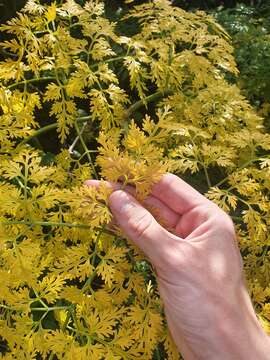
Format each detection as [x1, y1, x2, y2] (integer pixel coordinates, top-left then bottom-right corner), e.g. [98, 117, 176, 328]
[209, 203, 235, 231]
[128, 211, 154, 241]
[219, 210, 235, 232]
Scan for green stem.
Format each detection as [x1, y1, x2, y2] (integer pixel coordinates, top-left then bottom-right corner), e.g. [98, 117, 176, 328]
[231, 216, 243, 221]
[20, 123, 57, 146]
[125, 89, 173, 120]
[227, 191, 251, 209]
[14, 176, 25, 190]
[0, 304, 12, 310]
[1, 220, 115, 235]
[70, 308, 84, 343]
[213, 158, 259, 188]
[155, 347, 162, 360]
[0, 47, 17, 59]
[165, 44, 173, 89]
[38, 310, 49, 327]
[2, 220, 90, 229]
[19, 116, 91, 146]
[7, 76, 56, 90]
[74, 120, 98, 179]
[77, 149, 99, 163]
[89, 55, 128, 70]
[48, 352, 54, 360]
[202, 164, 212, 188]
[31, 306, 70, 312]
[0, 303, 71, 313]
[33, 291, 48, 309]
[82, 224, 106, 291]
[82, 270, 97, 292]
[62, 307, 73, 332]
[77, 115, 92, 122]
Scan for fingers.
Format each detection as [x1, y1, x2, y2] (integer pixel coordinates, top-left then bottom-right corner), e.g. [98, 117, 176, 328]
[86, 174, 210, 216]
[151, 173, 211, 215]
[84, 173, 217, 239]
[84, 179, 179, 229]
[109, 190, 178, 265]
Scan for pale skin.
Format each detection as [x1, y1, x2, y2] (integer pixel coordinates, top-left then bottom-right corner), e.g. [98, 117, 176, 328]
[85, 173, 270, 359]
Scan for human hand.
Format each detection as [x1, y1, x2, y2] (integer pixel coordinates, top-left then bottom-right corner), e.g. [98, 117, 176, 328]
[85, 173, 270, 359]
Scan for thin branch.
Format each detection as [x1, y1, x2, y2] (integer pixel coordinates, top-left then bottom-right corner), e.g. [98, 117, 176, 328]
[89, 55, 128, 70]
[125, 89, 173, 120]
[74, 120, 98, 178]
[19, 123, 57, 146]
[213, 157, 260, 188]
[1, 220, 90, 229]
[7, 76, 56, 90]
[155, 347, 162, 360]
[69, 122, 87, 154]
[1, 220, 115, 236]
[202, 164, 212, 188]
[19, 116, 91, 147]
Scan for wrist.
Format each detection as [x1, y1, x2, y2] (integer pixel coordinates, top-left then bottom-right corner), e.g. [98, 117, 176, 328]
[183, 283, 270, 360]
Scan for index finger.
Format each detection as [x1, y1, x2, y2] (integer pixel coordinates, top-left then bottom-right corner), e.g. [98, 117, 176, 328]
[151, 173, 210, 215]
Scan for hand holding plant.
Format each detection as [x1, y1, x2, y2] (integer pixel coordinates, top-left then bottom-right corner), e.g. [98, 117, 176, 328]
[87, 173, 270, 359]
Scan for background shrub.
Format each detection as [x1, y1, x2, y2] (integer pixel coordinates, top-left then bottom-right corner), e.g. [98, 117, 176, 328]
[213, 3, 270, 130]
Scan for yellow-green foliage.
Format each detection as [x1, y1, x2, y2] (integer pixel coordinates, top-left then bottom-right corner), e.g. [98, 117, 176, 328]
[0, 0, 270, 358]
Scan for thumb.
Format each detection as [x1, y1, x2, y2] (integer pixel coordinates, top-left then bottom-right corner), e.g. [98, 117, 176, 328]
[109, 190, 176, 266]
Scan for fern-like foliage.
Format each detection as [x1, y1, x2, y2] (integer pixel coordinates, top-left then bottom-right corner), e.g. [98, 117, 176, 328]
[0, 0, 269, 358]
